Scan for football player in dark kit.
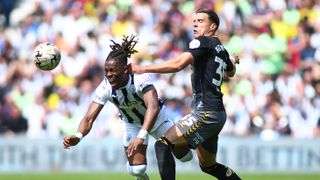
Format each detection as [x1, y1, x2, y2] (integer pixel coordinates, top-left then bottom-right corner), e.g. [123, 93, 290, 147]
[129, 8, 241, 180]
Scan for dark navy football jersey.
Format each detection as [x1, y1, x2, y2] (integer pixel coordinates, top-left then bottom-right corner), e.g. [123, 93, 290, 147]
[187, 36, 234, 111]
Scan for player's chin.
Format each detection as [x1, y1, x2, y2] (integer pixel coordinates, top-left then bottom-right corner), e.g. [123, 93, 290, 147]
[110, 83, 119, 89]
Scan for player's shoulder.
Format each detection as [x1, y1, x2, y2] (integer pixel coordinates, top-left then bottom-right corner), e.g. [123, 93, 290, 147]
[132, 74, 153, 89]
[189, 36, 219, 49]
[133, 73, 151, 82]
[200, 36, 221, 45]
[96, 78, 112, 92]
[92, 78, 112, 103]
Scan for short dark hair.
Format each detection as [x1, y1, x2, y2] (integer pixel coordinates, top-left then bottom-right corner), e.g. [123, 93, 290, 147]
[106, 35, 138, 64]
[196, 8, 220, 29]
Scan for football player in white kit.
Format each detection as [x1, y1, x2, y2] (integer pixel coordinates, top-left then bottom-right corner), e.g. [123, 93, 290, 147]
[63, 35, 192, 180]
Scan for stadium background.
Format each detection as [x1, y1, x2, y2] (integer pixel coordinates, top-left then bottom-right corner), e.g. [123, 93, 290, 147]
[0, 0, 319, 179]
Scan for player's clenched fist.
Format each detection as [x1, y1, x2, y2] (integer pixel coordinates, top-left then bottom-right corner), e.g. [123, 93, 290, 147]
[63, 135, 80, 149]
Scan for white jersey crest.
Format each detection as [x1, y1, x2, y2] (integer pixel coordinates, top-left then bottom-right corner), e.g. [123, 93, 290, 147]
[189, 39, 201, 49]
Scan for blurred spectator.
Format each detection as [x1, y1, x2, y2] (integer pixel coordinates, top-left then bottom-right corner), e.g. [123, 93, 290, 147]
[0, 0, 17, 27]
[0, 94, 28, 136]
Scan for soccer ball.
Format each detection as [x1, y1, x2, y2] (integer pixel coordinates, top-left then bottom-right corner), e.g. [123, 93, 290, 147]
[33, 43, 61, 71]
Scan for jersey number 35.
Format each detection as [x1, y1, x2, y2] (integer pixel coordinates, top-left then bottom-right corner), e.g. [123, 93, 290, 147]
[212, 56, 226, 86]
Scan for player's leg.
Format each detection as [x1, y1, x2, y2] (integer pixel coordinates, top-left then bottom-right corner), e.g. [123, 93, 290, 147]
[154, 137, 175, 180]
[155, 111, 212, 180]
[194, 110, 241, 179]
[154, 137, 192, 180]
[151, 109, 193, 180]
[174, 110, 241, 179]
[124, 123, 149, 180]
[125, 145, 149, 180]
[154, 122, 191, 180]
[172, 144, 193, 162]
[196, 132, 241, 179]
[151, 120, 192, 162]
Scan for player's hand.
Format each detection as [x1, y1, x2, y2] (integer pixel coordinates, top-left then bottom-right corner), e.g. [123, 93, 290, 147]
[127, 63, 144, 74]
[127, 137, 144, 157]
[63, 135, 80, 149]
[230, 54, 240, 64]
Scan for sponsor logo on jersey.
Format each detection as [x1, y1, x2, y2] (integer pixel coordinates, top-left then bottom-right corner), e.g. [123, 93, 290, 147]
[189, 39, 200, 49]
[215, 44, 225, 53]
[139, 75, 151, 89]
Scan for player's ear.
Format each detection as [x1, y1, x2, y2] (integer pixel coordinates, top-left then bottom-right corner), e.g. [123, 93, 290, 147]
[210, 23, 217, 32]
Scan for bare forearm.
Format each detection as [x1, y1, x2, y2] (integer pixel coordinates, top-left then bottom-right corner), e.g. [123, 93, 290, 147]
[77, 118, 94, 137]
[76, 102, 103, 137]
[142, 107, 159, 132]
[141, 52, 193, 74]
[143, 59, 183, 73]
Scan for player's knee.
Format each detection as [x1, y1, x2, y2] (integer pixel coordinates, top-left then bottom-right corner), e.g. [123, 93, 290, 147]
[177, 150, 193, 162]
[127, 163, 147, 177]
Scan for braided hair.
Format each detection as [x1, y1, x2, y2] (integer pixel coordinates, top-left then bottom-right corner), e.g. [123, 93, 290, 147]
[106, 35, 138, 65]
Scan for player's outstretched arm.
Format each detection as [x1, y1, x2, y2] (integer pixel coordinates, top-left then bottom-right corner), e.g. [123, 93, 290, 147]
[63, 102, 103, 149]
[129, 52, 193, 74]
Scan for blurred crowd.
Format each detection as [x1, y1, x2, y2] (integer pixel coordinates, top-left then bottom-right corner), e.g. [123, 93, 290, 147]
[0, 0, 319, 140]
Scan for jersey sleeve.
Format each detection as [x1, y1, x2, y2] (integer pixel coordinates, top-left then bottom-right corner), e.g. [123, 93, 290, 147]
[187, 36, 210, 59]
[92, 79, 110, 105]
[135, 74, 154, 94]
[224, 50, 235, 72]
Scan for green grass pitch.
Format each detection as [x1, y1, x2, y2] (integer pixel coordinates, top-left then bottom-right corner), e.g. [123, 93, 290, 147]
[0, 173, 319, 180]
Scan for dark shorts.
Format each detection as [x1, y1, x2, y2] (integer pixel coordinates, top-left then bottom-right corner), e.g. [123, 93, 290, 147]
[176, 110, 226, 153]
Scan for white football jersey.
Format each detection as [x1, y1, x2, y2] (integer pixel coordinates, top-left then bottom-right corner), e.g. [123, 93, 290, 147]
[92, 74, 163, 125]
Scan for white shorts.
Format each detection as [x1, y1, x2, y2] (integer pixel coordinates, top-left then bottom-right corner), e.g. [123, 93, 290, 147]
[123, 107, 174, 147]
